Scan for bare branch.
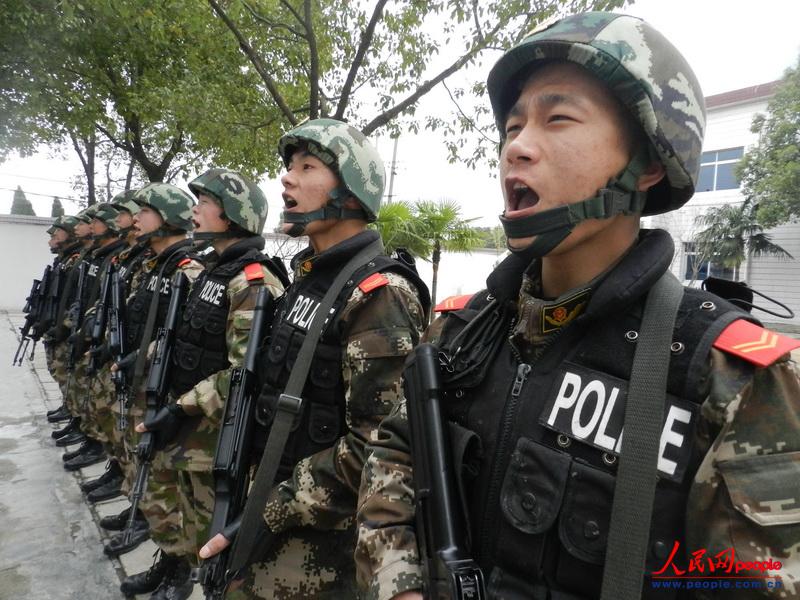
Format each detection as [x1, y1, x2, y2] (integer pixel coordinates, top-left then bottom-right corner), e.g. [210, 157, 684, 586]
[471, 0, 485, 42]
[242, 0, 306, 39]
[94, 123, 132, 154]
[208, 0, 298, 125]
[279, 0, 306, 28]
[442, 80, 497, 144]
[304, 0, 320, 118]
[334, 0, 388, 120]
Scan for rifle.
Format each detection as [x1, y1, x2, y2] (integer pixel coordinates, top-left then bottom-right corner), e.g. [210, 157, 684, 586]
[122, 271, 188, 545]
[403, 343, 486, 600]
[108, 267, 129, 430]
[193, 286, 275, 598]
[66, 262, 89, 374]
[44, 264, 62, 332]
[87, 262, 113, 376]
[13, 267, 50, 365]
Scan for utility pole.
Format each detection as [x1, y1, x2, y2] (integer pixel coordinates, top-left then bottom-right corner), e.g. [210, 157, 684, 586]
[386, 135, 399, 203]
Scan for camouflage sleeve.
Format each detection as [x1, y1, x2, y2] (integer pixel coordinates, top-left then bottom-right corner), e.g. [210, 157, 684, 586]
[687, 349, 800, 598]
[356, 398, 422, 600]
[261, 273, 425, 544]
[176, 266, 283, 422]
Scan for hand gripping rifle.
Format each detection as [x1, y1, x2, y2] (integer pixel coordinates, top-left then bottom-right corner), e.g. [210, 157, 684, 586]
[193, 286, 275, 599]
[122, 271, 188, 545]
[13, 266, 51, 365]
[403, 343, 486, 600]
[108, 267, 129, 430]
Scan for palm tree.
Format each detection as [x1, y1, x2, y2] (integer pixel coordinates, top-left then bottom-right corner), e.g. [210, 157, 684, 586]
[694, 199, 793, 279]
[373, 201, 429, 257]
[413, 199, 482, 320]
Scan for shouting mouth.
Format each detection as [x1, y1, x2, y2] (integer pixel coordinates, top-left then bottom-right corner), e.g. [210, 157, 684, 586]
[283, 195, 298, 210]
[505, 179, 540, 216]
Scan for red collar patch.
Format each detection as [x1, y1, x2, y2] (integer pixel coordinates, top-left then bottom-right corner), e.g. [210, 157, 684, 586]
[358, 273, 389, 294]
[244, 262, 264, 281]
[435, 294, 473, 312]
[713, 319, 800, 368]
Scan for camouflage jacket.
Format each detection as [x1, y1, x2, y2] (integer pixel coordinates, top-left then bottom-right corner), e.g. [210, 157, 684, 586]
[356, 230, 800, 600]
[170, 239, 284, 471]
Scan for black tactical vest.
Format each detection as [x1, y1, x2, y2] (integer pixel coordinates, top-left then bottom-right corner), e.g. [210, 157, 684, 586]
[116, 242, 150, 287]
[125, 239, 194, 353]
[254, 231, 430, 484]
[169, 237, 270, 398]
[82, 238, 127, 310]
[432, 230, 756, 600]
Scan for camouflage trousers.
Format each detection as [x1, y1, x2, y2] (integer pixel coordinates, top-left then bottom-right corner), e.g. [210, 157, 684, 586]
[64, 356, 90, 420]
[176, 469, 214, 567]
[138, 454, 194, 558]
[50, 342, 73, 409]
[226, 526, 359, 600]
[83, 365, 117, 444]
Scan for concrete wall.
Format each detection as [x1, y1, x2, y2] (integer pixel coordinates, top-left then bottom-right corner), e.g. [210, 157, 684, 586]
[0, 214, 55, 310]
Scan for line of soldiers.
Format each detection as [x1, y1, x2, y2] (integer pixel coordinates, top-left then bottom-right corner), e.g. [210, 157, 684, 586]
[13, 11, 800, 600]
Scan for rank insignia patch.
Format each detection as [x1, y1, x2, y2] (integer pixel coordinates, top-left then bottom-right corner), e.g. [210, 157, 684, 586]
[541, 289, 590, 333]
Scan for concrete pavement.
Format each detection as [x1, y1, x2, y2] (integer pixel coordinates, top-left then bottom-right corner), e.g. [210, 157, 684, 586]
[0, 312, 203, 600]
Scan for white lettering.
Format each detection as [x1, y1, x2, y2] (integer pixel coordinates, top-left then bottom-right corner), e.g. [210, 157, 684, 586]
[199, 281, 226, 305]
[657, 406, 692, 476]
[593, 387, 619, 451]
[572, 380, 606, 440]
[547, 372, 582, 426]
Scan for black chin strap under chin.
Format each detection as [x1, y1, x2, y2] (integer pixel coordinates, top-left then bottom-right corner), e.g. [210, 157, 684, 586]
[501, 150, 651, 257]
[282, 186, 366, 238]
[192, 231, 243, 241]
[136, 227, 183, 244]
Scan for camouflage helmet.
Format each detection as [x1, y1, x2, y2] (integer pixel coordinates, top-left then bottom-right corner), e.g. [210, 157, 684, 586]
[48, 215, 78, 235]
[46, 216, 63, 235]
[487, 11, 706, 216]
[188, 168, 267, 235]
[133, 183, 194, 231]
[278, 118, 385, 222]
[76, 204, 99, 223]
[91, 203, 121, 233]
[110, 189, 141, 215]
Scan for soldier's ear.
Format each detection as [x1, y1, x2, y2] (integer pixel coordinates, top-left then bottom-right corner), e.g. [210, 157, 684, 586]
[636, 161, 666, 192]
[343, 197, 360, 209]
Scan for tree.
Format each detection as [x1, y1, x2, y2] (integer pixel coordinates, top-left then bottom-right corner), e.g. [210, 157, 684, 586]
[694, 199, 792, 279]
[373, 201, 429, 256]
[738, 54, 800, 228]
[51, 197, 64, 218]
[11, 186, 35, 216]
[208, 0, 624, 154]
[413, 199, 482, 319]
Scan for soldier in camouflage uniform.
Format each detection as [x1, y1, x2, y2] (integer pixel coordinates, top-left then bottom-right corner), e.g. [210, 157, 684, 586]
[97, 184, 204, 585]
[356, 12, 800, 600]
[133, 170, 285, 599]
[197, 119, 429, 600]
[79, 190, 155, 503]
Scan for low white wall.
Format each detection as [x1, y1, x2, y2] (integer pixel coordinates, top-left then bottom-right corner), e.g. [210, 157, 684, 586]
[0, 215, 55, 311]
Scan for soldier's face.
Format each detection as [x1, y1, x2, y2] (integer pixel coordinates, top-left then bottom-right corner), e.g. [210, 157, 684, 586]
[134, 205, 164, 236]
[91, 218, 109, 237]
[499, 62, 655, 253]
[74, 220, 91, 238]
[116, 210, 134, 230]
[50, 228, 68, 247]
[280, 150, 339, 236]
[192, 193, 228, 233]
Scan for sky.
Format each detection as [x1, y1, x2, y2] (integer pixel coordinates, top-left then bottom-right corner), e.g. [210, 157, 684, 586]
[1, 0, 799, 227]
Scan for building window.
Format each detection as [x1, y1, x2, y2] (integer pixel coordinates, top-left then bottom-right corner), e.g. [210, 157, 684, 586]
[696, 147, 744, 192]
[683, 242, 737, 281]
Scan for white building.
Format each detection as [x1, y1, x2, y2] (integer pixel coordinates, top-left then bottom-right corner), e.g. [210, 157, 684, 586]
[648, 81, 800, 332]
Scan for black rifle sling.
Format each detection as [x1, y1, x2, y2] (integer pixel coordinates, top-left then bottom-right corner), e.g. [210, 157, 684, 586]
[228, 238, 383, 574]
[132, 245, 190, 390]
[600, 271, 684, 600]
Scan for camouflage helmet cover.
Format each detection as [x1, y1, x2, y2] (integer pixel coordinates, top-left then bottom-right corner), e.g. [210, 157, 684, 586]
[91, 203, 121, 232]
[487, 11, 706, 215]
[110, 189, 141, 215]
[133, 183, 194, 231]
[188, 168, 267, 235]
[76, 204, 99, 223]
[278, 118, 385, 222]
[57, 215, 81, 235]
[46, 216, 62, 235]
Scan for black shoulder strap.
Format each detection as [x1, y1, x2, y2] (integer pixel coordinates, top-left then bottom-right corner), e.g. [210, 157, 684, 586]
[600, 271, 684, 599]
[228, 237, 383, 574]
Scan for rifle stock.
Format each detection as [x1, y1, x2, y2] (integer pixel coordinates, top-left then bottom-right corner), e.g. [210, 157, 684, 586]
[122, 271, 188, 545]
[194, 286, 275, 598]
[108, 268, 129, 430]
[403, 343, 486, 600]
[13, 267, 50, 365]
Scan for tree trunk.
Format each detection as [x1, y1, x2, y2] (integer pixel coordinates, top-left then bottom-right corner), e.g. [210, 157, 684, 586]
[430, 242, 441, 325]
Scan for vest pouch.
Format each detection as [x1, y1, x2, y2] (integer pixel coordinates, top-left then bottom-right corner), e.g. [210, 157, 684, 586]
[558, 460, 614, 566]
[307, 402, 340, 444]
[174, 338, 201, 371]
[255, 389, 302, 433]
[198, 310, 226, 335]
[309, 342, 340, 389]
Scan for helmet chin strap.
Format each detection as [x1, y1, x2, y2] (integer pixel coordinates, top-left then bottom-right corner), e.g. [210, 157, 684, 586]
[500, 148, 650, 257]
[192, 230, 242, 241]
[90, 230, 118, 241]
[281, 187, 367, 238]
[136, 227, 183, 244]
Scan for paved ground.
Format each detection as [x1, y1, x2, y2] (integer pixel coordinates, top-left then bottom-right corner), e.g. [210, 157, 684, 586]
[0, 312, 203, 600]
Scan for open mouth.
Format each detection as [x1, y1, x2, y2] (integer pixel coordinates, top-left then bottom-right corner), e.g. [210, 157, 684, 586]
[191, 219, 200, 228]
[283, 195, 298, 209]
[506, 180, 540, 214]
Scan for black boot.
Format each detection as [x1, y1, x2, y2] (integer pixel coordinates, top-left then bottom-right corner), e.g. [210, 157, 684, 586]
[55, 431, 86, 447]
[120, 550, 174, 596]
[63, 440, 94, 462]
[104, 519, 150, 557]
[46, 405, 71, 423]
[46, 404, 65, 417]
[63, 440, 105, 471]
[87, 474, 124, 503]
[80, 460, 122, 492]
[51, 417, 80, 439]
[100, 506, 144, 531]
[150, 558, 193, 600]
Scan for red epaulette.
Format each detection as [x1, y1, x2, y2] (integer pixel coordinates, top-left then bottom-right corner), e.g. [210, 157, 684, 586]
[435, 294, 474, 313]
[359, 273, 389, 294]
[244, 262, 264, 282]
[178, 258, 192, 267]
[713, 319, 800, 368]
